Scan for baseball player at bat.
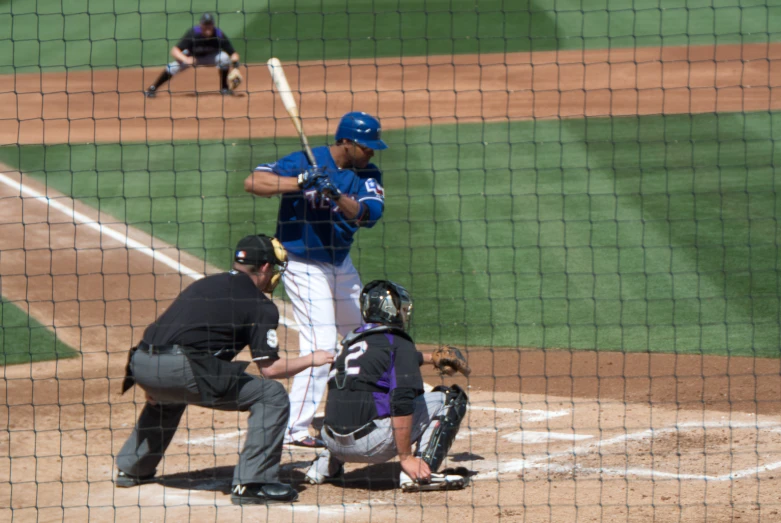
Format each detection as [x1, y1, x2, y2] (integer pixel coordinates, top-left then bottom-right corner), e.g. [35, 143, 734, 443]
[244, 111, 387, 448]
[305, 280, 472, 492]
[145, 13, 242, 97]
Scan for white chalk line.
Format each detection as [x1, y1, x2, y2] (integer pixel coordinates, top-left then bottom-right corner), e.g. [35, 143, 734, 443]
[183, 406, 573, 446]
[0, 171, 297, 329]
[473, 419, 781, 482]
[161, 488, 379, 514]
[503, 431, 593, 444]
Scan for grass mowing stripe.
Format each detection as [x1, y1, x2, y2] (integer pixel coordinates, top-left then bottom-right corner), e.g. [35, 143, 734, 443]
[4, 0, 781, 73]
[1, 298, 77, 365]
[0, 113, 778, 355]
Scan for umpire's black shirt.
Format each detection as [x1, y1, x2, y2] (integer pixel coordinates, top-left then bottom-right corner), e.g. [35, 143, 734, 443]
[143, 271, 280, 362]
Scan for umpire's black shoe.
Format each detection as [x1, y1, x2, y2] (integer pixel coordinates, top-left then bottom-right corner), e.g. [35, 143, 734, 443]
[220, 87, 234, 96]
[231, 482, 299, 504]
[114, 470, 155, 488]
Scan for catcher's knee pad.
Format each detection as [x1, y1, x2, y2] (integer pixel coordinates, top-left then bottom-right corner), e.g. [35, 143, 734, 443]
[420, 385, 469, 472]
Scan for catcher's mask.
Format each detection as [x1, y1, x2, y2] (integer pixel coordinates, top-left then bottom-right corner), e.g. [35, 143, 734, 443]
[361, 280, 413, 331]
[234, 234, 288, 294]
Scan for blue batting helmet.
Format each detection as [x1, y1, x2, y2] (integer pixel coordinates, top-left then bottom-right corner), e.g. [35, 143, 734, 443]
[335, 111, 388, 150]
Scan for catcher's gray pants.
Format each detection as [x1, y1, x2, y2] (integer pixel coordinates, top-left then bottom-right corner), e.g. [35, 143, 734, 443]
[166, 50, 231, 76]
[311, 391, 447, 477]
[116, 349, 289, 485]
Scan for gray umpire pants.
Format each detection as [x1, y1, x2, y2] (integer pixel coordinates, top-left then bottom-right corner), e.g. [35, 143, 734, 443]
[310, 391, 447, 477]
[116, 349, 289, 485]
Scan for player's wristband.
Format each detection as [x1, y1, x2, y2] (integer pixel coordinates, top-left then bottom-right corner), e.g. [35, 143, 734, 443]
[232, 60, 240, 68]
[355, 202, 369, 225]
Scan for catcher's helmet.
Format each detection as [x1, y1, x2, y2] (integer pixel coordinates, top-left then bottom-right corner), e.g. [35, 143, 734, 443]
[200, 13, 215, 25]
[335, 111, 388, 150]
[361, 280, 412, 331]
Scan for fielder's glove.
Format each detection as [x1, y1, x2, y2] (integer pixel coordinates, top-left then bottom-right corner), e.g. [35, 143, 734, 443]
[314, 176, 342, 201]
[228, 68, 243, 90]
[297, 166, 325, 190]
[432, 346, 471, 377]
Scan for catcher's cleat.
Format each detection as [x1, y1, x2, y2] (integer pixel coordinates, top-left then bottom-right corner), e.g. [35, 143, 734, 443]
[305, 461, 344, 485]
[144, 86, 157, 98]
[220, 88, 234, 96]
[231, 483, 299, 505]
[114, 470, 156, 488]
[399, 471, 469, 492]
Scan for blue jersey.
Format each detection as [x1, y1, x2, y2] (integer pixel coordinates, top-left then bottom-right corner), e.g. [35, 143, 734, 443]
[254, 146, 385, 265]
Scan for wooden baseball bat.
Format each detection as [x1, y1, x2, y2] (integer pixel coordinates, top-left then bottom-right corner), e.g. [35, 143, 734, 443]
[266, 58, 318, 168]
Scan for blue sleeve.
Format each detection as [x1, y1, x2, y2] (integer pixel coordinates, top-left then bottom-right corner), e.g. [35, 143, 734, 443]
[254, 152, 307, 178]
[354, 169, 385, 227]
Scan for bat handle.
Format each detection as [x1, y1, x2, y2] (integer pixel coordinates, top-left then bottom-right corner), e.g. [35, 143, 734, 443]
[302, 139, 318, 169]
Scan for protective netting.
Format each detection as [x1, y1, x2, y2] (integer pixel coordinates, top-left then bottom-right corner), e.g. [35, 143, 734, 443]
[2, 1, 781, 522]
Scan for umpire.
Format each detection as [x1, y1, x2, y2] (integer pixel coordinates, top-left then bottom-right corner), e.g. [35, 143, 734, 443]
[115, 234, 334, 505]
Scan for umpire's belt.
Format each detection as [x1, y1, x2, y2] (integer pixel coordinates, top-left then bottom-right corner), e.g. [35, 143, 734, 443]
[136, 341, 187, 356]
[323, 421, 378, 444]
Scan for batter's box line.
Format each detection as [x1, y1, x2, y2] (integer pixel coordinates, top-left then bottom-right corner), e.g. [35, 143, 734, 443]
[473, 419, 781, 482]
[182, 405, 572, 446]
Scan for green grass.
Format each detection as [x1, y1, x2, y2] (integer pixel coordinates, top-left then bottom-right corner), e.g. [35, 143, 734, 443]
[3, 0, 781, 73]
[0, 112, 779, 357]
[1, 298, 77, 365]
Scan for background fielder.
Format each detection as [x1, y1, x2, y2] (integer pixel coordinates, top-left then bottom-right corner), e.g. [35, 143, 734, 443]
[145, 12, 241, 97]
[244, 111, 388, 447]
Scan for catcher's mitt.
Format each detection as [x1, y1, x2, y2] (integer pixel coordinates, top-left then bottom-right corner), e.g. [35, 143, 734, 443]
[432, 346, 471, 377]
[228, 68, 243, 90]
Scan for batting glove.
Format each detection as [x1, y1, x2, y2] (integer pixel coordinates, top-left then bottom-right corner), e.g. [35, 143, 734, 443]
[297, 166, 325, 190]
[314, 176, 342, 201]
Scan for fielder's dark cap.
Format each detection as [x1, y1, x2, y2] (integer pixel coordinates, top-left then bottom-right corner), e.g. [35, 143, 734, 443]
[200, 13, 215, 25]
[234, 234, 281, 267]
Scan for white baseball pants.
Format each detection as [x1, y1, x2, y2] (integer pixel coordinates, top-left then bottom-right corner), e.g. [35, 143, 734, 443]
[166, 50, 231, 76]
[282, 253, 362, 443]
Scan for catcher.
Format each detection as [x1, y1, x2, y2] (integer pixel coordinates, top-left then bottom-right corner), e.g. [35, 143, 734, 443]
[305, 280, 472, 492]
[145, 12, 243, 97]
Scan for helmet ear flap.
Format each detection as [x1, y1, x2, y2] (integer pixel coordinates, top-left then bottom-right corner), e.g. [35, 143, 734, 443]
[262, 238, 287, 294]
[271, 238, 287, 265]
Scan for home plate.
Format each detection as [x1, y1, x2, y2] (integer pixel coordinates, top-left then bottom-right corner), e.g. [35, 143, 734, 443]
[503, 431, 594, 444]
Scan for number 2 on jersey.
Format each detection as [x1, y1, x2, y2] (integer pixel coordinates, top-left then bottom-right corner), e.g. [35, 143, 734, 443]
[329, 341, 367, 379]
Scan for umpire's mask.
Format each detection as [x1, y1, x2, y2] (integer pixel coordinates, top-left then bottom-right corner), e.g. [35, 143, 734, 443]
[361, 280, 413, 331]
[234, 234, 288, 294]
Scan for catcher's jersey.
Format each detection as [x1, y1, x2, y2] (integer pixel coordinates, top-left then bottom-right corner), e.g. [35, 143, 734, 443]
[323, 325, 425, 433]
[254, 146, 385, 265]
[176, 26, 236, 57]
